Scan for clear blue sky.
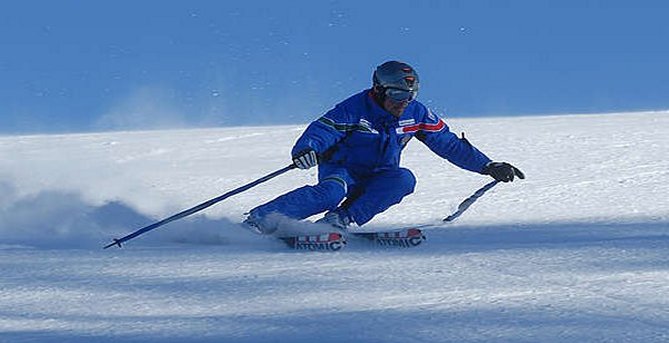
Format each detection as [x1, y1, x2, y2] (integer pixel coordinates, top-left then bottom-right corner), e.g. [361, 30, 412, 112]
[1, 0, 668, 134]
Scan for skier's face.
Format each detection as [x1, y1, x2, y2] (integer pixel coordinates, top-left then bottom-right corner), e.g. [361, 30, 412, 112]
[383, 97, 410, 118]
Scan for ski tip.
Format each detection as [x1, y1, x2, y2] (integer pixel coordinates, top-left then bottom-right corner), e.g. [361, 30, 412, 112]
[103, 238, 123, 250]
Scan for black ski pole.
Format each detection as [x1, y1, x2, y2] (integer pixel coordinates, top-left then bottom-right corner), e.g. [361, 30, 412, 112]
[443, 180, 499, 222]
[103, 164, 297, 249]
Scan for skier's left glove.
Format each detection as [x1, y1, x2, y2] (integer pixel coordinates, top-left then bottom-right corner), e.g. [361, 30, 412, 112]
[292, 149, 318, 169]
[482, 162, 525, 182]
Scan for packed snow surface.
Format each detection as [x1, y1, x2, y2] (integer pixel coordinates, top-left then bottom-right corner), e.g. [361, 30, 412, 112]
[1, 111, 668, 342]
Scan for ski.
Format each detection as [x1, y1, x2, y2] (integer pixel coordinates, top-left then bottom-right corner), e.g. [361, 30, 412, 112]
[278, 232, 346, 251]
[350, 228, 426, 248]
[274, 228, 426, 251]
[248, 218, 431, 251]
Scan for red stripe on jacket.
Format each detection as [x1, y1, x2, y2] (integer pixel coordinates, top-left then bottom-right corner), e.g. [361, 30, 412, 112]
[399, 119, 446, 133]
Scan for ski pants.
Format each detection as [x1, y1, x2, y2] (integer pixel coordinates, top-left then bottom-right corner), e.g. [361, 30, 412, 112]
[250, 164, 416, 226]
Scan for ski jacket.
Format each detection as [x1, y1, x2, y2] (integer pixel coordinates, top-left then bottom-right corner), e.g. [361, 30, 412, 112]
[292, 89, 492, 177]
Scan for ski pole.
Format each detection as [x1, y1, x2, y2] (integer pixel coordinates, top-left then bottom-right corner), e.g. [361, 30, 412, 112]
[443, 180, 499, 222]
[103, 164, 297, 249]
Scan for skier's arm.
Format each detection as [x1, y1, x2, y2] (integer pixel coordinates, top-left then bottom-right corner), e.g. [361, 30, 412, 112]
[291, 104, 350, 159]
[416, 110, 524, 181]
[415, 111, 492, 173]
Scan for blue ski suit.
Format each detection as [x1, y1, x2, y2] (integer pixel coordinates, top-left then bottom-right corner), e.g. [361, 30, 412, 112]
[251, 89, 492, 225]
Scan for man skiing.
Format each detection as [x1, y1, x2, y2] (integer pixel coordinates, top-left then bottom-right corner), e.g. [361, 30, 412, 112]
[245, 61, 524, 234]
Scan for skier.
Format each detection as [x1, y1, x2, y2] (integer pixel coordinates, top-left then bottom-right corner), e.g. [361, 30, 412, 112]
[245, 61, 524, 234]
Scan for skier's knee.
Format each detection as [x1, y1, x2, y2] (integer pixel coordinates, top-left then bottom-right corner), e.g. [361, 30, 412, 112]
[314, 179, 347, 209]
[321, 175, 348, 194]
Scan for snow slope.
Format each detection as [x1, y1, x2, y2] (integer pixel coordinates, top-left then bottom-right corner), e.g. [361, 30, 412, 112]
[1, 111, 668, 342]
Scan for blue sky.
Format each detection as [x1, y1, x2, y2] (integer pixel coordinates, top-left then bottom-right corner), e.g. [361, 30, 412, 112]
[1, 0, 668, 134]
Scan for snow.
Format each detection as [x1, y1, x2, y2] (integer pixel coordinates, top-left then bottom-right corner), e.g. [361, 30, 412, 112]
[1, 111, 668, 342]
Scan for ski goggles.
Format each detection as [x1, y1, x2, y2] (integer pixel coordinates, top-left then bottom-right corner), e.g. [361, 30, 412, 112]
[384, 87, 418, 102]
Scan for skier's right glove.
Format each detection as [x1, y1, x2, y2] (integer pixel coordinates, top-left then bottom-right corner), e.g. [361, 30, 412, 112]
[482, 162, 525, 182]
[292, 149, 318, 169]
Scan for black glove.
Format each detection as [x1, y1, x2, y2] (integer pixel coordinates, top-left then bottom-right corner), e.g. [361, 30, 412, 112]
[292, 149, 318, 169]
[482, 162, 525, 182]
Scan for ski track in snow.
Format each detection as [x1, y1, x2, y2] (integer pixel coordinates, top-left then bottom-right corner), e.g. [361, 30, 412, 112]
[0, 112, 668, 342]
